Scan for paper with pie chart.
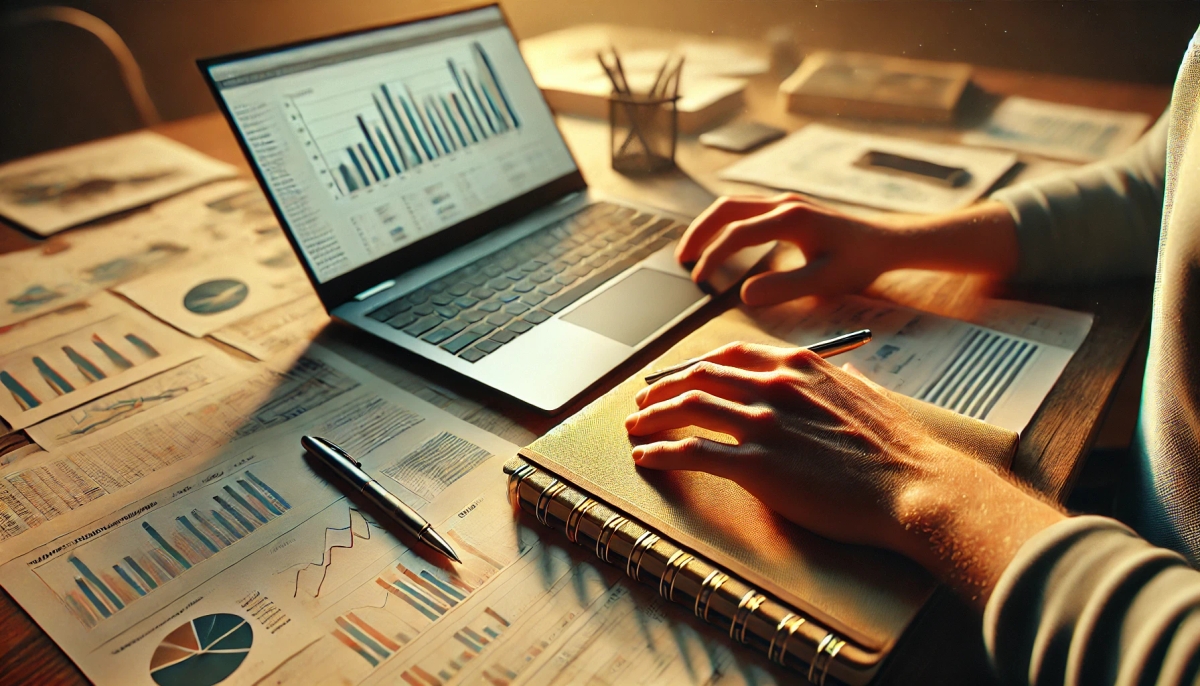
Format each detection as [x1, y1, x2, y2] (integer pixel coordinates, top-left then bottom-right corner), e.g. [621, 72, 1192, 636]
[0, 346, 794, 686]
[114, 253, 312, 338]
[150, 613, 253, 686]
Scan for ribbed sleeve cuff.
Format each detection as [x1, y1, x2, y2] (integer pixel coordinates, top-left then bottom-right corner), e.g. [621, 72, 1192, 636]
[983, 515, 1189, 685]
[990, 184, 1065, 284]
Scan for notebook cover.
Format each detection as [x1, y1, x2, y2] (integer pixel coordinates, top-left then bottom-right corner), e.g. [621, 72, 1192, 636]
[522, 307, 1017, 665]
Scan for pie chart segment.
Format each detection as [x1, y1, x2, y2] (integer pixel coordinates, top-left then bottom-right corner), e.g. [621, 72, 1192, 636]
[150, 613, 252, 686]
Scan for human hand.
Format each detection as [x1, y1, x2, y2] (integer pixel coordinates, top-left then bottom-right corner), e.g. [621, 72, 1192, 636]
[676, 193, 910, 306]
[624, 341, 964, 558]
[624, 341, 1066, 607]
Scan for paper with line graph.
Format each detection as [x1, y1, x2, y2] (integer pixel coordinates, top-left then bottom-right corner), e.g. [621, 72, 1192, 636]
[762, 296, 1091, 433]
[0, 344, 792, 686]
[0, 293, 206, 430]
[0, 346, 525, 685]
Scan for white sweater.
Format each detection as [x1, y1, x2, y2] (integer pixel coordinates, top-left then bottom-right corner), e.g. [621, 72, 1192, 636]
[982, 28, 1200, 685]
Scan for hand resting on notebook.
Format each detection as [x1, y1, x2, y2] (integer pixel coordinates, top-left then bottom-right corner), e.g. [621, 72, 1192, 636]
[624, 341, 1064, 609]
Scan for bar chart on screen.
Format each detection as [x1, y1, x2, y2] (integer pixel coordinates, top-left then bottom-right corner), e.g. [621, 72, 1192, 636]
[32, 469, 292, 629]
[286, 40, 523, 200]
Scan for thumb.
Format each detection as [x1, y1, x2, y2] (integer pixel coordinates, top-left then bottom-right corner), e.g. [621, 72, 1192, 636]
[739, 257, 832, 307]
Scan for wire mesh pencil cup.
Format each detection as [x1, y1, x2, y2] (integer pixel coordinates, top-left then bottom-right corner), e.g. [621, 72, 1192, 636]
[609, 94, 678, 175]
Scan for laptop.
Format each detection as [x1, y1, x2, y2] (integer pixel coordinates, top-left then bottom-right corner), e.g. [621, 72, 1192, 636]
[199, 5, 767, 412]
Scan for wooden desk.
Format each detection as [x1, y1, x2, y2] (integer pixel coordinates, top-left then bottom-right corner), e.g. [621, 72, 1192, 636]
[0, 64, 1169, 685]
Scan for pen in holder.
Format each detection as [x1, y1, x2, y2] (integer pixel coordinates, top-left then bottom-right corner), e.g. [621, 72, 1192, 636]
[609, 93, 678, 175]
[598, 47, 683, 176]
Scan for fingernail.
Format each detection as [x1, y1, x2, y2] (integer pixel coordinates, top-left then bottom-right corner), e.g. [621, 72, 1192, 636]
[634, 387, 648, 405]
[624, 413, 639, 431]
[631, 446, 645, 462]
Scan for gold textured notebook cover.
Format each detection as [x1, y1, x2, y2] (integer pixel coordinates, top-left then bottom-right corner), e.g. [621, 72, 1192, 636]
[505, 308, 1017, 684]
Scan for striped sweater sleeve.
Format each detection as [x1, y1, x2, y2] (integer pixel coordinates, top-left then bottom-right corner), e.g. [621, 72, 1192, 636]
[983, 515, 1200, 685]
[990, 114, 1167, 283]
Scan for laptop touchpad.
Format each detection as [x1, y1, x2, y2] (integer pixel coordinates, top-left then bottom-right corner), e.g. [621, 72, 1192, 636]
[562, 269, 705, 347]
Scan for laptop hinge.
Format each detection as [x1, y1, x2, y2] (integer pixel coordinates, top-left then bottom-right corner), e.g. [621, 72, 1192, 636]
[354, 280, 395, 301]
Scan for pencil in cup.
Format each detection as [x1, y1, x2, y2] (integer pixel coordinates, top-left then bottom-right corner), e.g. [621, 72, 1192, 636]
[642, 329, 872, 384]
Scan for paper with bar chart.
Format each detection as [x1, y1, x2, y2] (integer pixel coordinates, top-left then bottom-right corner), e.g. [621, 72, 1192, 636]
[0, 344, 789, 686]
[0, 346, 528, 685]
[758, 295, 1092, 433]
[0, 131, 238, 236]
[0, 293, 206, 430]
[211, 6, 576, 283]
[25, 354, 245, 450]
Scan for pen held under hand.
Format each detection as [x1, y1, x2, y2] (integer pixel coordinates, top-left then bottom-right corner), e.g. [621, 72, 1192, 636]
[642, 329, 872, 384]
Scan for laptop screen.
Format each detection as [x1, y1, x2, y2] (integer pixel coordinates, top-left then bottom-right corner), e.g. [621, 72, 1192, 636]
[203, 6, 578, 287]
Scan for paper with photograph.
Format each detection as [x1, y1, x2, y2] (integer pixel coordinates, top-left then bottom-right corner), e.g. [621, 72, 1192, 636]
[0, 132, 238, 236]
[0, 180, 283, 329]
[719, 123, 1018, 214]
[114, 251, 312, 338]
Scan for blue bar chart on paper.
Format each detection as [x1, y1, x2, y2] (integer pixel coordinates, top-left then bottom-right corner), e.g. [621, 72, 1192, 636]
[287, 42, 524, 199]
[34, 469, 291, 629]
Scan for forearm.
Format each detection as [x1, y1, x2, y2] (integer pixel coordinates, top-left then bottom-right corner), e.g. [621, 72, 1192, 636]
[892, 452, 1064, 611]
[881, 201, 1020, 278]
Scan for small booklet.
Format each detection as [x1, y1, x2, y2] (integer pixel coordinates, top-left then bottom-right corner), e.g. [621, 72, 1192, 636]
[780, 51, 971, 124]
[505, 308, 1022, 684]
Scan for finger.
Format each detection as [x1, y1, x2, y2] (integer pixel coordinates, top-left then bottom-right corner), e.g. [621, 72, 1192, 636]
[739, 257, 837, 306]
[691, 203, 811, 285]
[676, 193, 805, 265]
[634, 361, 765, 408]
[696, 341, 796, 372]
[624, 390, 762, 439]
[631, 436, 743, 477]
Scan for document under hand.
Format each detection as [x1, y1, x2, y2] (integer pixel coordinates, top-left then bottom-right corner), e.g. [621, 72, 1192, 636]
[755, 296, 1093, 433]
[719, 124, 1018, 214]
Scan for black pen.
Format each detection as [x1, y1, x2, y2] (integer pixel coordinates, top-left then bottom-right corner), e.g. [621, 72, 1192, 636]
[301, 435, 460, 563]
[642, 329, 873, 384]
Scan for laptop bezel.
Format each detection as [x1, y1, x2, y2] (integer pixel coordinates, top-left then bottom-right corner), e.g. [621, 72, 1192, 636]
[196, 3, 587, 309]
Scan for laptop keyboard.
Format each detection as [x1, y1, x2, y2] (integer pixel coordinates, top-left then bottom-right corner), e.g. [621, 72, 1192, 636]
[365, 202, 686, 363]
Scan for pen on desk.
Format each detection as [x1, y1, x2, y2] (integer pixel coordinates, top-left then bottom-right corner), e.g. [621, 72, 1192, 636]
[642, 328, 873, 384]
[301, 435, 460, 563]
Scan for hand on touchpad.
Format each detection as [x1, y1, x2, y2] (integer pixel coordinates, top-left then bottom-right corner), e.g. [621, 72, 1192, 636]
[561, 269, 705, 347]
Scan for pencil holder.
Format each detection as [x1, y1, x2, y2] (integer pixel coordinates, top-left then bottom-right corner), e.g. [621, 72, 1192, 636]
[609, 94, 678, 175]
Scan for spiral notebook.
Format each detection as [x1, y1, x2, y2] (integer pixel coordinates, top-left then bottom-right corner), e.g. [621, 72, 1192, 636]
[504, 308, 1018, 684]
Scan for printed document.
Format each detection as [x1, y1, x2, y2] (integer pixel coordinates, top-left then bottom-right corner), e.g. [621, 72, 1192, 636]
[0, 132, 237, 236]
[0, 347, 787, 686]
[756, 296, 1093, 433]
[720, 124, 1018, 214]
[963, 96, 1151, 162]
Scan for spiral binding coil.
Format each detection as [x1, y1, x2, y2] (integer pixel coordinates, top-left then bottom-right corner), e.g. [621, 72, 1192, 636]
[507, 458, 849, 684]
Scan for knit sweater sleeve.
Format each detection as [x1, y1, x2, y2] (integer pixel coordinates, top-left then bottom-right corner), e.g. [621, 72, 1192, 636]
[983, 515, 1200, 685]
[989, 115, 1167, 283]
